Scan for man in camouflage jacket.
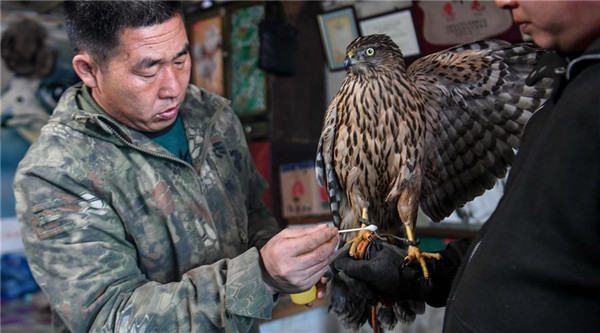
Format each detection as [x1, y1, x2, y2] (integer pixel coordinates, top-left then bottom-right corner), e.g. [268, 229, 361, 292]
[16, 82, 276, 332]
[14, 2, 337, 332]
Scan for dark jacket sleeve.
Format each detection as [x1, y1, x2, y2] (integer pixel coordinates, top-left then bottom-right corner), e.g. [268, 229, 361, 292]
[427, 238, 473, 307]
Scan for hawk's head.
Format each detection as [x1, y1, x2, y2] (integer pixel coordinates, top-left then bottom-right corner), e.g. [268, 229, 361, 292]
[344, 34, 404, 75]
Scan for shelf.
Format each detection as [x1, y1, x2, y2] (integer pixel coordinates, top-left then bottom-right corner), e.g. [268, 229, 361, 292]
[417, 224, 480, 239]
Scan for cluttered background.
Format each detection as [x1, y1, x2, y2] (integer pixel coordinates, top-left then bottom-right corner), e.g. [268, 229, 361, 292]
[1, 1, 521, 332]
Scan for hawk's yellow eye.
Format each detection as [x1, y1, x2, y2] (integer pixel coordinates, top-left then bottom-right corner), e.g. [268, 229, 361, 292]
[366, 48, 375, 56]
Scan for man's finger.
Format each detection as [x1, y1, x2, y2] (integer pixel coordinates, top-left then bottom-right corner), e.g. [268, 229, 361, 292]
[308, 265, 331, 288]
[316, 278, 328, 299]
[292, 254, 332, 284]
[292, 233, 338, 271]
[284, 226, 338, 257]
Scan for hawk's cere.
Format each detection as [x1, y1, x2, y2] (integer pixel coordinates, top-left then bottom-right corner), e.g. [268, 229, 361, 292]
[316, 34, 553, 329]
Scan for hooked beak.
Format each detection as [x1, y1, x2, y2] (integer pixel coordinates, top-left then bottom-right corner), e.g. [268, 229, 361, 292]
[344, 50, 358, 71]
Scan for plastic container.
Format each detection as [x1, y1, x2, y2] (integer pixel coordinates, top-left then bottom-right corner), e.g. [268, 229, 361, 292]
[290, 285, 317, 305]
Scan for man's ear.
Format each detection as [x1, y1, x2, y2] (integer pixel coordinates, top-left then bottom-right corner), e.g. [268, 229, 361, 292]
[72, 52, 100, 88]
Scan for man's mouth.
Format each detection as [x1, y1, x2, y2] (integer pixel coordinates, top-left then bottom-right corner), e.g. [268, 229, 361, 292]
[519, 23, 531, 35]
[156, 106, 178, 120]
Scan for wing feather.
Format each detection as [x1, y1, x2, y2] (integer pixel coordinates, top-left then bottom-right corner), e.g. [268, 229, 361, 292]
[408, 40, 554, 221]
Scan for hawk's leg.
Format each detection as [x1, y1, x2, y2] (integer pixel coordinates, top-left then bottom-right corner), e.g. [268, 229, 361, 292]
[347, 208, 377, 260]
[398, 190, 441, 279]
[404, 225, 442, 279]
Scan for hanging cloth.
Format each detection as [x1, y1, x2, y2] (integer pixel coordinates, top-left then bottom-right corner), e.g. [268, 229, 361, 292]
[258, 1, 297, 76]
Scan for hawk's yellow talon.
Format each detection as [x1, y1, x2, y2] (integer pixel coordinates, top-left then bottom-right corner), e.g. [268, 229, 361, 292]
[404, 226, 442, 279]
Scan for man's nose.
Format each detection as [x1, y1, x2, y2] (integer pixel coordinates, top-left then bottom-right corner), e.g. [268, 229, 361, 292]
[158, 66, 184, 99]
[494, 0, 518, 9]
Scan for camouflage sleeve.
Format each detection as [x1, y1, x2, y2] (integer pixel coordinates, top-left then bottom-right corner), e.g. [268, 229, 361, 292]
[14, 165, 277, 333]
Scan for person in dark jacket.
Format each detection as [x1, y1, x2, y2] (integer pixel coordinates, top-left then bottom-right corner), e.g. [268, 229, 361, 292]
[333, 1, 600, 332]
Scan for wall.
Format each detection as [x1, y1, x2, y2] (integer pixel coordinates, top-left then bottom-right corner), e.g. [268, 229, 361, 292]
[322, 1, 412, 103]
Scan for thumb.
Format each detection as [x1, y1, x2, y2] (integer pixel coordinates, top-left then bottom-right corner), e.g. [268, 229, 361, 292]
[333, 257, 372, 281]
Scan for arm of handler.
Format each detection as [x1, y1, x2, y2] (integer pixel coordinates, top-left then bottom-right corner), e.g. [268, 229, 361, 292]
[260, 225, 338, 294]
[15, 168, 279, 333]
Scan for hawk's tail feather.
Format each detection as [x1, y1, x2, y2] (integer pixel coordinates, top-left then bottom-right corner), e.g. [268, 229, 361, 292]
[330, 273, 375, 330]
[330, 273, 423, 331]
[376, 300, 425, 330]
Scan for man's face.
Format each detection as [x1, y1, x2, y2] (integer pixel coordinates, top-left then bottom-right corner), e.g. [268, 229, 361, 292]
[91, 15, 191, 133]
[495, 0, 600, 52]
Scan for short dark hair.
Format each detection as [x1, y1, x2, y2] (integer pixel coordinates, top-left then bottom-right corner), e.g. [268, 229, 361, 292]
[64, 1, 182, 66]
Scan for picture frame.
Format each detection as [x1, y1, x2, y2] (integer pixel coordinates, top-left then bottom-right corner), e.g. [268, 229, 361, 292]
[227, 2, 268, 116]
[317, 6, 360, 71]
[410, 0, 522, 56]
[359, 9, 421, 58]
[188, 8, 226, 97]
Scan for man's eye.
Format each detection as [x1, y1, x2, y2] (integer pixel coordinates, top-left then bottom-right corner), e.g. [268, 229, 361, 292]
[139, 72, 157, 78]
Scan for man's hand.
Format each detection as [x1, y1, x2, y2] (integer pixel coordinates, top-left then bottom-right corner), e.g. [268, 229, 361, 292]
[331, 241, 432, 301]
[260, 224, 338, 294]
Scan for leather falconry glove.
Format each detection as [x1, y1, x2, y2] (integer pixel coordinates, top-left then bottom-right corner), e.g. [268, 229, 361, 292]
[332, 240, 433, 302]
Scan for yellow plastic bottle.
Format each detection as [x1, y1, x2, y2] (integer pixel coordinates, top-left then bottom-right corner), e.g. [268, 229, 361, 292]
[290, 285, 317, 305]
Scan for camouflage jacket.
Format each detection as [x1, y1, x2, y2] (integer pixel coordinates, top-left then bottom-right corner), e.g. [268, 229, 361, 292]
[14, 83, 281, 333]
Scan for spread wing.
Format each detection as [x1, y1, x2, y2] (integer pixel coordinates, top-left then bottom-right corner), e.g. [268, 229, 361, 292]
[408, 40, 554, 221]
[316, 99, 343, 227]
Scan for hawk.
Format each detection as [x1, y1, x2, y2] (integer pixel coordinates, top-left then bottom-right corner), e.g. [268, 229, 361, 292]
[316, 34, 553, 329]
